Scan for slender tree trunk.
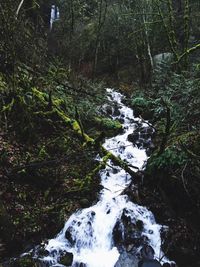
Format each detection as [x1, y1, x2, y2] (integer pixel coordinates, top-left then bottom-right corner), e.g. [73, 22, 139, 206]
[183, 0, 190, 68]
[68, 0, 75, 71]
[92, 0, 108, 79]
[142, 6, 154, 70]
[154, 0, 179, 61]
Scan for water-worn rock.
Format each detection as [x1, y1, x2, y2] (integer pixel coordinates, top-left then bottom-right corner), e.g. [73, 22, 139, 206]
[140, 245, 155, 260]
[113, 210, 159, 267]
[35, 243, 49, 258]
[114, 249, 139, 267]
[113, 104, 121, 117]
[73, 262, 86, 267]
[113, 209, 145, 249]
[79, 198, 90, 208]
[65, 227, 75, 245]
[113, 220, 123, 244]
[153, 53, 173, 68]
[127, 132, 139, 143]
[101, 104, 113, 116]
[127, 124, 155, 150]
[59, 252, 73, 266]
[138, 259, 162, 267]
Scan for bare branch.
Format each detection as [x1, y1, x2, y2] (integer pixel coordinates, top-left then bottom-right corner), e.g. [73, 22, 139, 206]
[16, 0, 25, 18]
[175, 44, 200, 64]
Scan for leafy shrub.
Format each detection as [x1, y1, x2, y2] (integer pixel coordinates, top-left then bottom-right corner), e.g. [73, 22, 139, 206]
[147, 147, 187, 171]
[127, 93, 155, 120]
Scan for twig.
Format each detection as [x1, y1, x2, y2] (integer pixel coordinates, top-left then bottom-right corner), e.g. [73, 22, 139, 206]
[180, 142, 200, 160]
[16, 0, 25, 18]
[181, 162, 191, 197]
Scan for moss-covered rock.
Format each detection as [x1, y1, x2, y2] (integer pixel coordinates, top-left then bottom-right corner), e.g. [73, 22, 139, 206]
[94, 117, 123, 137]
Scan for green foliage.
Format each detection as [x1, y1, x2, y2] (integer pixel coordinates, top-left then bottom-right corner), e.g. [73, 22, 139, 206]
[145, 68, 200, 218]
[126, 91, 155, 120]
[153, 68, 200, 130]
[131, 97, 149, 108]
[0, 1, 47, 77]
[147, 147, 187, 171]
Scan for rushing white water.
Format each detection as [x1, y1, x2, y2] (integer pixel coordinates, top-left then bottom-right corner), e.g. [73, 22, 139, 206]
[50, 5, 60, 29]
[37, 89, 168, 267]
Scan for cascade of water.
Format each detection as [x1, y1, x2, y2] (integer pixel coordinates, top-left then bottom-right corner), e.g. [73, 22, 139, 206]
[34, 89, 169, 267]
[50, 5, 60, 29]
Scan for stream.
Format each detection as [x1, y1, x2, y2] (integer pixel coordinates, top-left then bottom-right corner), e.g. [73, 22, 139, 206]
[32, 89, 170, 267]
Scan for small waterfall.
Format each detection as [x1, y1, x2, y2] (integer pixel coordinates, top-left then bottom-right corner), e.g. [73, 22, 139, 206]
[50, 5, 60, 30]
[33, 89, 170, 267]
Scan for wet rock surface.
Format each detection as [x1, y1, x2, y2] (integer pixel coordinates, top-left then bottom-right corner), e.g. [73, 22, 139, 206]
[113, 209, 145, 248]
[114, 249, 138, 267]
[113, 209, 157, 267]
[127, 123, 155, 150]
[112, 207, 178, 267]
[73, 262, 86, 267]
[138, 259, 162, 267]
[59, 252, 73, 266]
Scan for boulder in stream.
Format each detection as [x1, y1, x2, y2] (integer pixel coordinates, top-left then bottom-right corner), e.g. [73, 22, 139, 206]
[73, 262, 86, 267]
[127, 124, 155, 150]
[59, 252, 73, 266]
[65, 227, 75, 245]
[114, 249, 139, 267]
[138, 259, 162, 267]
[140, 244, 155, 260]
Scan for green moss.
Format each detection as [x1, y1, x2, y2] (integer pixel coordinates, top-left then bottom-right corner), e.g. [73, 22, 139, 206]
[94, 117, 122, 136]
[95, 117, 122, 130]
[32, 87, 47, 102]
[54, 98, 65, 107]
[84, 153, 110, 185]
[72, 120, 82, 133]
[1, 98, 15, 113]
